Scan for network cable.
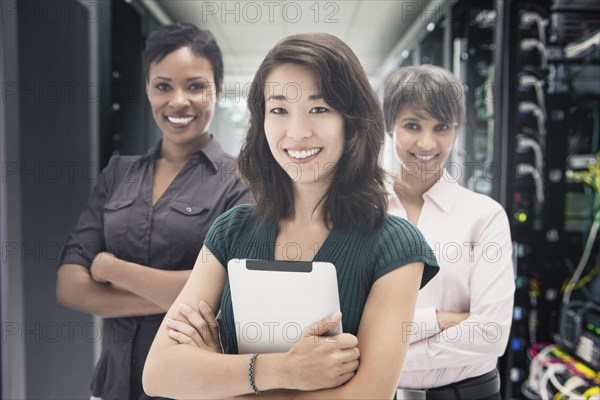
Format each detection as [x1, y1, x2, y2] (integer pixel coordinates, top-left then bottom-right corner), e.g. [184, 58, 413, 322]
[520, 11, 548, 44]
[521, 38, 548, 69]
[517, 163, 545, 203]
[517, 135, 544, 175]
[563, 153, 600, 305]
[562, 220, 599, 305]
[519, 101, 547, 136]
[519, 74, 547, 118]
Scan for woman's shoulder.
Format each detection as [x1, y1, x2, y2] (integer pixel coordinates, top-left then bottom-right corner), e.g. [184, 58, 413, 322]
[379, 214, 424, 242]
[101, 154, 138, 171]
[205, 204, 256, 243]
[96, 154, 145, 189]
[382, 213, 417, 229]
[216, 204, 255, 224]
[202, 137, 238, 167]
[370, 214, 439, 276]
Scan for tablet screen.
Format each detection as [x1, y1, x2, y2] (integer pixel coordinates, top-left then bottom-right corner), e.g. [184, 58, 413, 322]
[228, 259, 342, 353]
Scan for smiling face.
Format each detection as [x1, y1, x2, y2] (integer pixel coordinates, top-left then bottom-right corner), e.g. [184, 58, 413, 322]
[263, 63, 345, 186]
[393, 107, 457, 185]
[146, 46, 219, 150]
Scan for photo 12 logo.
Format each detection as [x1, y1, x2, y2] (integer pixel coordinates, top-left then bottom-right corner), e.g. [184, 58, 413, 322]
[200, 1, 340, 24]
[1, 1, 102, 24]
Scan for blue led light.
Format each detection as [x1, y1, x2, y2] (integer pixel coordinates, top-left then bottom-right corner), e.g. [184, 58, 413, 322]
[512, 338, 522, 351]
[514, 306, 523, 321]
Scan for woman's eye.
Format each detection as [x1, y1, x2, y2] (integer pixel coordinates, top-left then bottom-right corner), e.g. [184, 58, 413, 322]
[270, 107, 286, 114]
[310, 107, 328, 114]
[190, 83, 206, 91]
[155, 83, 170, 91]
[435, 124, 450, 132]
[404, 123, 420, 131]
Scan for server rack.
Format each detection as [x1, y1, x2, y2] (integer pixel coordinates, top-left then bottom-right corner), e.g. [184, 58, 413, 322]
[102, 0, 163, 166]
[512, 1, 600, 398]
[391, 0, 600, 398]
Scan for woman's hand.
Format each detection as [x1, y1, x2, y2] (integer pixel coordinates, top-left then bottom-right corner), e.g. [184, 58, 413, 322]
[436, 310, 470, 331]
[90, 252, 120, 283]
[166, 301, 222, 353]
[284, 312, 360, 391]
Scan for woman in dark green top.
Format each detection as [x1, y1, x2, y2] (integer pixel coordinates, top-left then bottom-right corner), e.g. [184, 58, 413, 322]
[143, 33, 439, 399]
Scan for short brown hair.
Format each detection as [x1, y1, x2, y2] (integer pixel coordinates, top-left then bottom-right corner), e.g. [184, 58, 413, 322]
[383, 65, 466, 135]
[237, 33, 387, 234]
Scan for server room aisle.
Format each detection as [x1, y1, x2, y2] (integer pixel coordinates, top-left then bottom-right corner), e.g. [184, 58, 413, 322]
[1, 0, 599, 399]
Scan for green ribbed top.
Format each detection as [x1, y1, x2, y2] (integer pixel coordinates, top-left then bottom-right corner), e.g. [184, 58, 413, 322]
[204, 205, 439, 354]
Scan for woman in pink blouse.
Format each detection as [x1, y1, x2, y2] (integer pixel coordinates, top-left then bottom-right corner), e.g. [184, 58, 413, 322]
[384, 65, 515, 400]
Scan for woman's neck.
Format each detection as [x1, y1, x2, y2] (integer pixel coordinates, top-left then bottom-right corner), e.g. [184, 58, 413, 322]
[289, 182, 329, 226]
[395, 169, 438, 203]
[160, 133, 211, 163]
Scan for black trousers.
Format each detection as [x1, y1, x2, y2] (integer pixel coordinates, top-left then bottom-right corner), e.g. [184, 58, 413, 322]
[427, 390, 501, 400]
[425, 369, 501, 400]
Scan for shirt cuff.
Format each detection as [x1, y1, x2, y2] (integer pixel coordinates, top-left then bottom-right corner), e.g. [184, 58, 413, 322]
[402, 341, 430, 371]
[410, 306, 440, 343]
[59, 245, 93, 269]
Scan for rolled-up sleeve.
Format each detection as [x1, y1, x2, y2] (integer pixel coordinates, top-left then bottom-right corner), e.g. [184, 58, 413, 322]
[59, 156, 120, 268]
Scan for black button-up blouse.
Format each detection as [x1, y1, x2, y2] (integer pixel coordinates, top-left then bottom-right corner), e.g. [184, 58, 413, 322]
[59, 137, 252, 399]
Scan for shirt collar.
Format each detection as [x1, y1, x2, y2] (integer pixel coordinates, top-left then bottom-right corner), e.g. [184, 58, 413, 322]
[386, 170, 459, 215]
[197, 134, 226, 172]
[142, 134, 224, 172]
[143, 139, 163, 160]
[385, 179, 404, 216]
[422, 174, 459, 214]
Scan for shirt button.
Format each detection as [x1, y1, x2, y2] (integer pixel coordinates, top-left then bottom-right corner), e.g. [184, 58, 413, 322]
[186, 207, 192, 213]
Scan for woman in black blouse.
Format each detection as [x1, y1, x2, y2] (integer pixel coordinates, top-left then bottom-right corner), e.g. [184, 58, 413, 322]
[56, 23, 251, 400]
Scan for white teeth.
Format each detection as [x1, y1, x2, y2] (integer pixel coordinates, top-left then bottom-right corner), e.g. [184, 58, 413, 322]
[287, 148, 321, 159]
[167, 116, 194, 124]
[414, 154, 435, 161]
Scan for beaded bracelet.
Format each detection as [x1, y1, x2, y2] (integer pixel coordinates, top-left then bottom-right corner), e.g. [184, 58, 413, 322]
[248, 353, 261, 395]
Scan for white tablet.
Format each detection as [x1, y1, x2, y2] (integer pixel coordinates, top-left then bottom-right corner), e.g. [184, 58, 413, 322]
[227, 259, 342, 354]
